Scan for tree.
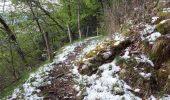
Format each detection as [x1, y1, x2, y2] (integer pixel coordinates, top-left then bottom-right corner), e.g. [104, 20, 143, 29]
[28, 0, 53, 61]
[77, 0, 82, 39]
[0, 16, 26, 62]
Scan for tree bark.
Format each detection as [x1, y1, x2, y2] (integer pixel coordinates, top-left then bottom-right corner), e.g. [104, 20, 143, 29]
[44, 32, 53, 61]
[67, 24, 72, 43]
[77, 0, 82, 39]
[97, 27, 99, 36]
[86, 26, 89, 37]
[67, 0, 72, 43]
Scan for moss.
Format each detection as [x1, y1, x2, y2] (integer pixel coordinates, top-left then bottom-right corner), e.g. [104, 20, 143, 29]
[155, 19, 170, 35]
[115, 56, 125, 66]
[78, 39, 131, 76]
[85, 40, 115, 58]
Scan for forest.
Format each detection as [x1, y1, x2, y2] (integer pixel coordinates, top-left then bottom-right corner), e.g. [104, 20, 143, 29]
[0, 0, 170, 100]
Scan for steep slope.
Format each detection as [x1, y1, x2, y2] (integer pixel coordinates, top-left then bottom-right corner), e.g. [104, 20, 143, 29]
[3, 1, 170, 100]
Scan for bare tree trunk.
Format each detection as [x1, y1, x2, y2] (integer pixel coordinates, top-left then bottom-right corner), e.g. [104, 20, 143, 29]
[67, 0, 72, 43]
[0, 16, 26, 63]
[77, 0, 82, 39]
[44, 32, 53, 61]
[2, 0, 6, 13]
[97, 27, 99, 36]
[86, 26, 89, 37]
[29, 1, 53, 61]
[67, 24, 72, 43]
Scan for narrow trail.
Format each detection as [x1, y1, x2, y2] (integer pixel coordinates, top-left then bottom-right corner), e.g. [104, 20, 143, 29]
[7, 36, 102, 100]
[37, 37, 100, 100]
[40, 42, 86, 100]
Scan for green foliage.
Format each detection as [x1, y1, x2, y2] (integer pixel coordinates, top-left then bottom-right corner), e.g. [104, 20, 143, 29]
[0, 0, 104, 95]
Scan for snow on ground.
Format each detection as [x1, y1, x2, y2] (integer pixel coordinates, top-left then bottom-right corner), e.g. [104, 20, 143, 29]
[163, 8, 170, 13]
[122, 48, 130, 59]
[135, 54, 154, 67]
[140, 24, 161, 44]
[72, 35, 143, 100]
[112, 32, 125, 42]
[73, 59, 141, 100]
[83, 61, 141, 100]
[152, 16, 159, 23]
[6, 36, 102, 100]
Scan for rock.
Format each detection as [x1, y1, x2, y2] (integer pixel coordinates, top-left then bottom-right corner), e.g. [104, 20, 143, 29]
[78, 39, 132, 76]
[102, 51, 112, 59]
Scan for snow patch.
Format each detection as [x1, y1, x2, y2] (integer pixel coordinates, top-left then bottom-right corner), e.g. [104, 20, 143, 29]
[139, 72, 151, 79]
[113, 33, 125, 41]
[146, 32, 161, 44]
[163, 8, 170, 13]
[152, 16, 159, 23]
[135, 54, 154, 67]
[122, 48, 130, 59]
[140, 24, 155, 40]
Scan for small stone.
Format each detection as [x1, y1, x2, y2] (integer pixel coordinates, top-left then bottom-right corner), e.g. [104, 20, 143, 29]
[102, 51, 112, 59]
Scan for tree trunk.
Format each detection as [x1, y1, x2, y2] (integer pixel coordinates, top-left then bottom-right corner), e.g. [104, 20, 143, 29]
[0, 16, 26, 63]
[67, 0, 73, 43]
[97, 27, 99, 36]
[67, 24, 72, 43]
[29, 1, 53, 61]
[77, 0, 82, 39]
[44, 32, 53, 61]
[86, 26, 89, 37]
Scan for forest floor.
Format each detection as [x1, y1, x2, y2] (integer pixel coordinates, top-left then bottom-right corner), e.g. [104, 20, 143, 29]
[6, 36, 104, 100]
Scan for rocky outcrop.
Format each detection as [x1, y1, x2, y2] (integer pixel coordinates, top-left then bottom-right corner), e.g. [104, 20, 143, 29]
[78, 39, 131, 75]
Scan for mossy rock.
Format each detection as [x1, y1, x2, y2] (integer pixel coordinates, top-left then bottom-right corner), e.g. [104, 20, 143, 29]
[154, 12, 170, 24]
[85, 40, 115, 58]
[78, 39, 131, 76]
[155, 19, 170, 35]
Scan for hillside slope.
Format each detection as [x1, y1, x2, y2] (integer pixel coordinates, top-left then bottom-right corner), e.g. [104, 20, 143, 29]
[3, 1, 170, 100]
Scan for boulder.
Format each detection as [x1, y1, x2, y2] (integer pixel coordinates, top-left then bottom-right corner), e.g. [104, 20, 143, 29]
[78, 39, 131, 75]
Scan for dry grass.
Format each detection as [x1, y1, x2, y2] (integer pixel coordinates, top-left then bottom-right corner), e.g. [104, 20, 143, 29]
[151, 35, 170, 66]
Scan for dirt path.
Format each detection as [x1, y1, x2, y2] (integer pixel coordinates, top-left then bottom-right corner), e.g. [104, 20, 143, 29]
[38, 40, 92, 100]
